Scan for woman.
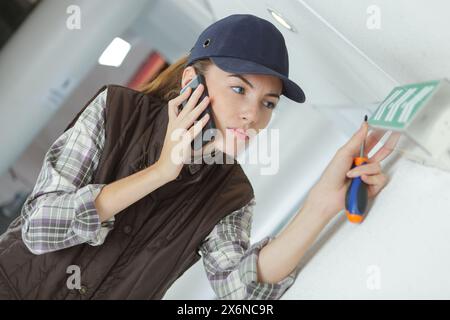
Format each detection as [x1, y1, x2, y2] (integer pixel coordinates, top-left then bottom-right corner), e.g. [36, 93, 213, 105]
[0, 14, 393, 300]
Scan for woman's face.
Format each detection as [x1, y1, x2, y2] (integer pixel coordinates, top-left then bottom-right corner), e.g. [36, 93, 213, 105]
[181, 63, 282, 159]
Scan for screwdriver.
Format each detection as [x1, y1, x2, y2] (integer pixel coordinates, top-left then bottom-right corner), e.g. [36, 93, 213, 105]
[345, 115, 369, 223]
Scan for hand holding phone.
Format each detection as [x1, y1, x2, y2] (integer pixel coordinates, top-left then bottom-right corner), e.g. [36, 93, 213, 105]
[155, 78, 215, 182]
[179, 74, 216, 150]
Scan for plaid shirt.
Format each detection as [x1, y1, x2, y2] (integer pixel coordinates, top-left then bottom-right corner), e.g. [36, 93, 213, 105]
[20, 87, 297, 299]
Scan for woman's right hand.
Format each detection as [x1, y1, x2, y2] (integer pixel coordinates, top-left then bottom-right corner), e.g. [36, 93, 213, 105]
[154, 83, 213, 182]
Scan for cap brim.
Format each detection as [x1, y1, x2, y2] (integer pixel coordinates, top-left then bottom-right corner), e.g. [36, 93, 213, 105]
[210, 56, 305, 103]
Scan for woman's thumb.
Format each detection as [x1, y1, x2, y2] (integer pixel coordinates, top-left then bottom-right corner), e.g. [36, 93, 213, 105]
[341, 116, 369, 155]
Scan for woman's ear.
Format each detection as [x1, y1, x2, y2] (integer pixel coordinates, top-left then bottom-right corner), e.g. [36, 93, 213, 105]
[181, 66, 197, 88]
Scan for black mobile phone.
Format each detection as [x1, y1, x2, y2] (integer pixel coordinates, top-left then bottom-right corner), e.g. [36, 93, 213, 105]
[179, 74, 216, 150]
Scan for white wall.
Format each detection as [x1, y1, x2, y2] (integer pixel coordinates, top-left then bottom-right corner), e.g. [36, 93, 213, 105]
[283, 156, 450, 299]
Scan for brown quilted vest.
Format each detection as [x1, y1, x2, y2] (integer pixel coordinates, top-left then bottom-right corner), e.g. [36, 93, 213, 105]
[0, 84, 254, 299]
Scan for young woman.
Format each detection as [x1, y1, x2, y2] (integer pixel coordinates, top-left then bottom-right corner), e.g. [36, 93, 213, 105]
[0, 14, 394, 300]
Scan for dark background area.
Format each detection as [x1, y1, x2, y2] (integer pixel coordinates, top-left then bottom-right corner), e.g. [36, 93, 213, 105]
[0, 0, 41, 51]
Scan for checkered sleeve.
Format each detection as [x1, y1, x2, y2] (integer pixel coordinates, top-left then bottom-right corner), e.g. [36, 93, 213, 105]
[21, 87, 115, 255]
[199, 196, 298, 300]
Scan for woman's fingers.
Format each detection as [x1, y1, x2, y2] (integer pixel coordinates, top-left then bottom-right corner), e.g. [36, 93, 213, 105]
[347, 161, 381, 177]
[169, 86, 192, 118]
[346, 159, 390, 198]
[369, 131, 401, 163]
[185, 112, 210, 143]
[364, 129, 385, 156]
[341, 119, 400, 163]
[360, 173, 387, 185]
[181, 95, 210, 130]
[340, 121, 369, 158]
[361, 173, 389, 198]
[178, 84, 205, 119]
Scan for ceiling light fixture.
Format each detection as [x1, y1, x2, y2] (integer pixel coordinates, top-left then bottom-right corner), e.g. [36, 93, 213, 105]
[98, 37, 131, 67]
[267, 8, 296, 33]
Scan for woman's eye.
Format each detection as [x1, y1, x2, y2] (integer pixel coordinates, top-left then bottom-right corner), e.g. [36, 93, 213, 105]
[264, 101, 276, 110]
[231, 86, 276, 109]
[231, 86, 245, 94]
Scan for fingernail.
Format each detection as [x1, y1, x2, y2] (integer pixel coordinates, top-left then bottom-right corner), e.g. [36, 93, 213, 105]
[364, 114, 368, 122]
[347, 171, 356, 177]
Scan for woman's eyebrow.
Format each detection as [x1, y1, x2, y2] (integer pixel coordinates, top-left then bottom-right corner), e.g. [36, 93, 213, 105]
[228, 74, 281, 99]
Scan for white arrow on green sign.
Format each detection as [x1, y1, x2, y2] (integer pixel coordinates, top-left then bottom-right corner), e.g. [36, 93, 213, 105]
[368, 80, 441, 130]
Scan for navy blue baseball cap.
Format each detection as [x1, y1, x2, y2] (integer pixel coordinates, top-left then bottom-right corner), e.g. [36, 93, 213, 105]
[186, 14, 305, 103]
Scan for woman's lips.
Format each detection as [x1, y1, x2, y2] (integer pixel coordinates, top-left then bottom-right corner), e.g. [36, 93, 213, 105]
[227, 127, 249, 140]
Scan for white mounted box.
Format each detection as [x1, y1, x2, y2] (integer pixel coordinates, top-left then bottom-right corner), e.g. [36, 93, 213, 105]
[368, 79, 450, 172]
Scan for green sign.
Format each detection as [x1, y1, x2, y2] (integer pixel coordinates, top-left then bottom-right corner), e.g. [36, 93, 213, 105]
[368, 80, 440, 130]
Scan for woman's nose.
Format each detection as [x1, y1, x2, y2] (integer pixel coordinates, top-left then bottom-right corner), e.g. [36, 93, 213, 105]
[240, 102, 259, 125]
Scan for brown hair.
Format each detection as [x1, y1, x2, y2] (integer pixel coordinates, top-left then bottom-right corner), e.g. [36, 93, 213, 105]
[138, 54, 213, 102]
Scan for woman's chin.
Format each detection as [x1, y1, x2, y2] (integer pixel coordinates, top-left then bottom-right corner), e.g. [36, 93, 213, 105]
[215, 137, 248, 160]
